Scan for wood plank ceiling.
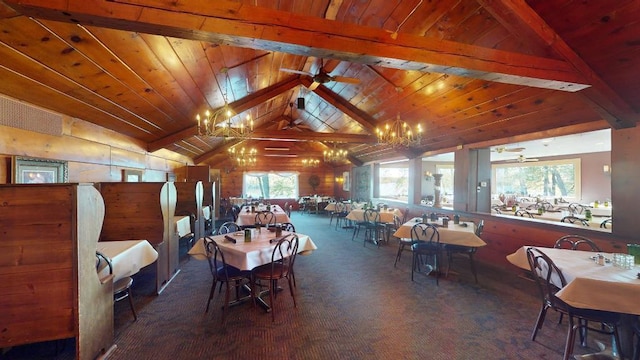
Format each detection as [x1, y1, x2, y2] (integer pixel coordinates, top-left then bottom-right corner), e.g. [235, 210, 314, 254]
[0, 0, 638, 168]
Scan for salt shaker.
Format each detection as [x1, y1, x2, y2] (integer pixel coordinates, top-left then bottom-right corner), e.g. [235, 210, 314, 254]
[597, 254, 605, 266]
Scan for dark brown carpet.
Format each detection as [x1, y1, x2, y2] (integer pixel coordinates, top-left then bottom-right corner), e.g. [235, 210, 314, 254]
[2, 212, 614, 359]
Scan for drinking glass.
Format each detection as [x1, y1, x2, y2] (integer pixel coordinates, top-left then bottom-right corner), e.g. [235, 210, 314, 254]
[627, 243, 640, 265]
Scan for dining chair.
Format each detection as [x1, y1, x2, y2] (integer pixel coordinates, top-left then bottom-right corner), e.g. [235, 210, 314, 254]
[204, 237, 252, 324]
[444, 219, 484, 283]
[410, 223, 441, 285]
[525, 247, 622, 360]
[280, 222, 296, 232]
[361, 209, 386, 247]
[255, 211, 276, 226]
[96, 251, 137, 321]
[217, 221, 241, 235]
[515, 209, 535, 218]
[402, 207, 410, 223]
[568, 203, 586, 215]
[600, 218, 612, 229]
[231, 205, 241, 222]
[251, 234, 299, 322]
[561, 215, 590, 226]
[553, 235, 602, 252]
[283, 201, 292, 217]
[332, 201, 350, 230]
[393, 215, 414, 267]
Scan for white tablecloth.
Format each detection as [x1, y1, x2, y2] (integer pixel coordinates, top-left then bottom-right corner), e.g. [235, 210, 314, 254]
[236, 205, 291, 226]
[188, 231, 317, 270]
[507, 246, 640, 315]
[346, 208, 403, 224]
[393, 218, 486, 247]
[173, 215, 191, 237]
[97, 240, 158, 282]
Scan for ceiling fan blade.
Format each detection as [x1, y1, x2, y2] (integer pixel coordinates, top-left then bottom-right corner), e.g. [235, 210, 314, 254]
[505, 147, 525, 152]
[276, 119, 288, 130]
[332, 76, 360, 84]
[308, 81, 321, 91]
[280, 68, 312, 76]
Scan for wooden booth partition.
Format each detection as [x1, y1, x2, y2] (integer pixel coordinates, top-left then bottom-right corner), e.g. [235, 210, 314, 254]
[98, 182, 177, 294]
[174, 181, 203, 245]
[0, 184, 113, 360]
[202, 181, 216, 236]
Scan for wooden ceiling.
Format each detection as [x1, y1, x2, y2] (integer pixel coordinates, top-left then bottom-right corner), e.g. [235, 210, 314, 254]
[0, 0, 638, 168]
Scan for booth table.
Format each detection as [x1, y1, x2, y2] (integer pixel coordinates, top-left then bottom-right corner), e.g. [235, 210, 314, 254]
[97, 240, 158, 282]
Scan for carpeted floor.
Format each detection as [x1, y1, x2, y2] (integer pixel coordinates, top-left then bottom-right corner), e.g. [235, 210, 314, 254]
[2, 211, 614, 359]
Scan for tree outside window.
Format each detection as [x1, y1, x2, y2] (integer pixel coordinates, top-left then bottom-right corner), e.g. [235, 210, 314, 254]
[243, 172, 299, 199]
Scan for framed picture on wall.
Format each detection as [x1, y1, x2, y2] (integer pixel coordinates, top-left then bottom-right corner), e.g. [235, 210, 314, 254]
[343, 171, 350, 191]
[12, 157, 68, 184]
[122, 169, 143, 182]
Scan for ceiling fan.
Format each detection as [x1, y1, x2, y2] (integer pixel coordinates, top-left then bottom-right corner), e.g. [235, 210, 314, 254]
[278, 103, 310, 131]
[280, 58, 360, 90]
[492, 146, 525, 153]
[511, 154, 539, 163]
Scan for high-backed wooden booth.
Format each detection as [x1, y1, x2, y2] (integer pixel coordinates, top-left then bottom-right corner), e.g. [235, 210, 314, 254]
[0, 184, 113, 359]
[97, 182, 178, 293]
[202, 181, 216, 236]
[174, 181, 203, 244]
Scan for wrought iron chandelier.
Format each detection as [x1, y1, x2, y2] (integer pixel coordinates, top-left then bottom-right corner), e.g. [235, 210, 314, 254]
[302, 158, 320, 167]
[375, 113, 422, 147]
[323, 143, 348, 163]
[195, 68, 254, 139]
[228, 146, 257, 167]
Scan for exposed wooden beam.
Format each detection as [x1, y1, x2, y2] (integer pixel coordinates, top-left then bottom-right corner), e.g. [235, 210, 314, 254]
[302, 77, 377, 132]
[147, 76, 301, 152]
[6, 0, 590, 92]
[478, 0, 637, 129]
[245, 130, 376, 144]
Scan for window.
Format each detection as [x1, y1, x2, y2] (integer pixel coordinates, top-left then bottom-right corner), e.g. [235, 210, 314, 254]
[378, 160, 409, 202]
[435, 164, 454, 200]
[243, 172, 299, 199]
[492, 159, 581, 199]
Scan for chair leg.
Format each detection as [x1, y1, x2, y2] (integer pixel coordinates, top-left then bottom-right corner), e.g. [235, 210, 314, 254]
[269, 279, 276, 322]
[468, 253, 478, 284]
[126, 288, 137, 321]
[394, 242, 405, 267]
[206, 280, 217, 313]
[531, 305, 548, 341]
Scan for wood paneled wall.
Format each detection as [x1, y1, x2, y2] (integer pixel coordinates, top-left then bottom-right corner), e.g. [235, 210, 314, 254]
[0, 97, 192, 185]
[0, 184, 112, 359]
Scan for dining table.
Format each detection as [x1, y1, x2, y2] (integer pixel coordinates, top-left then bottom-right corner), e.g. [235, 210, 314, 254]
[188, 230, 317, 311]
[507, 246, 639, 357]
[346, 207, 404, 224]
[235, 204, 291, 227]
[97, 240, 159, 283]
[393, 217, 486, 247]
[507, 246, 639, 316]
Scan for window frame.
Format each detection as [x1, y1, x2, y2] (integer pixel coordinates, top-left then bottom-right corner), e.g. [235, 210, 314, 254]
[242, 171, 300, 199]
[491, 158, 582, 200]
[377, 160, 410, 203]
